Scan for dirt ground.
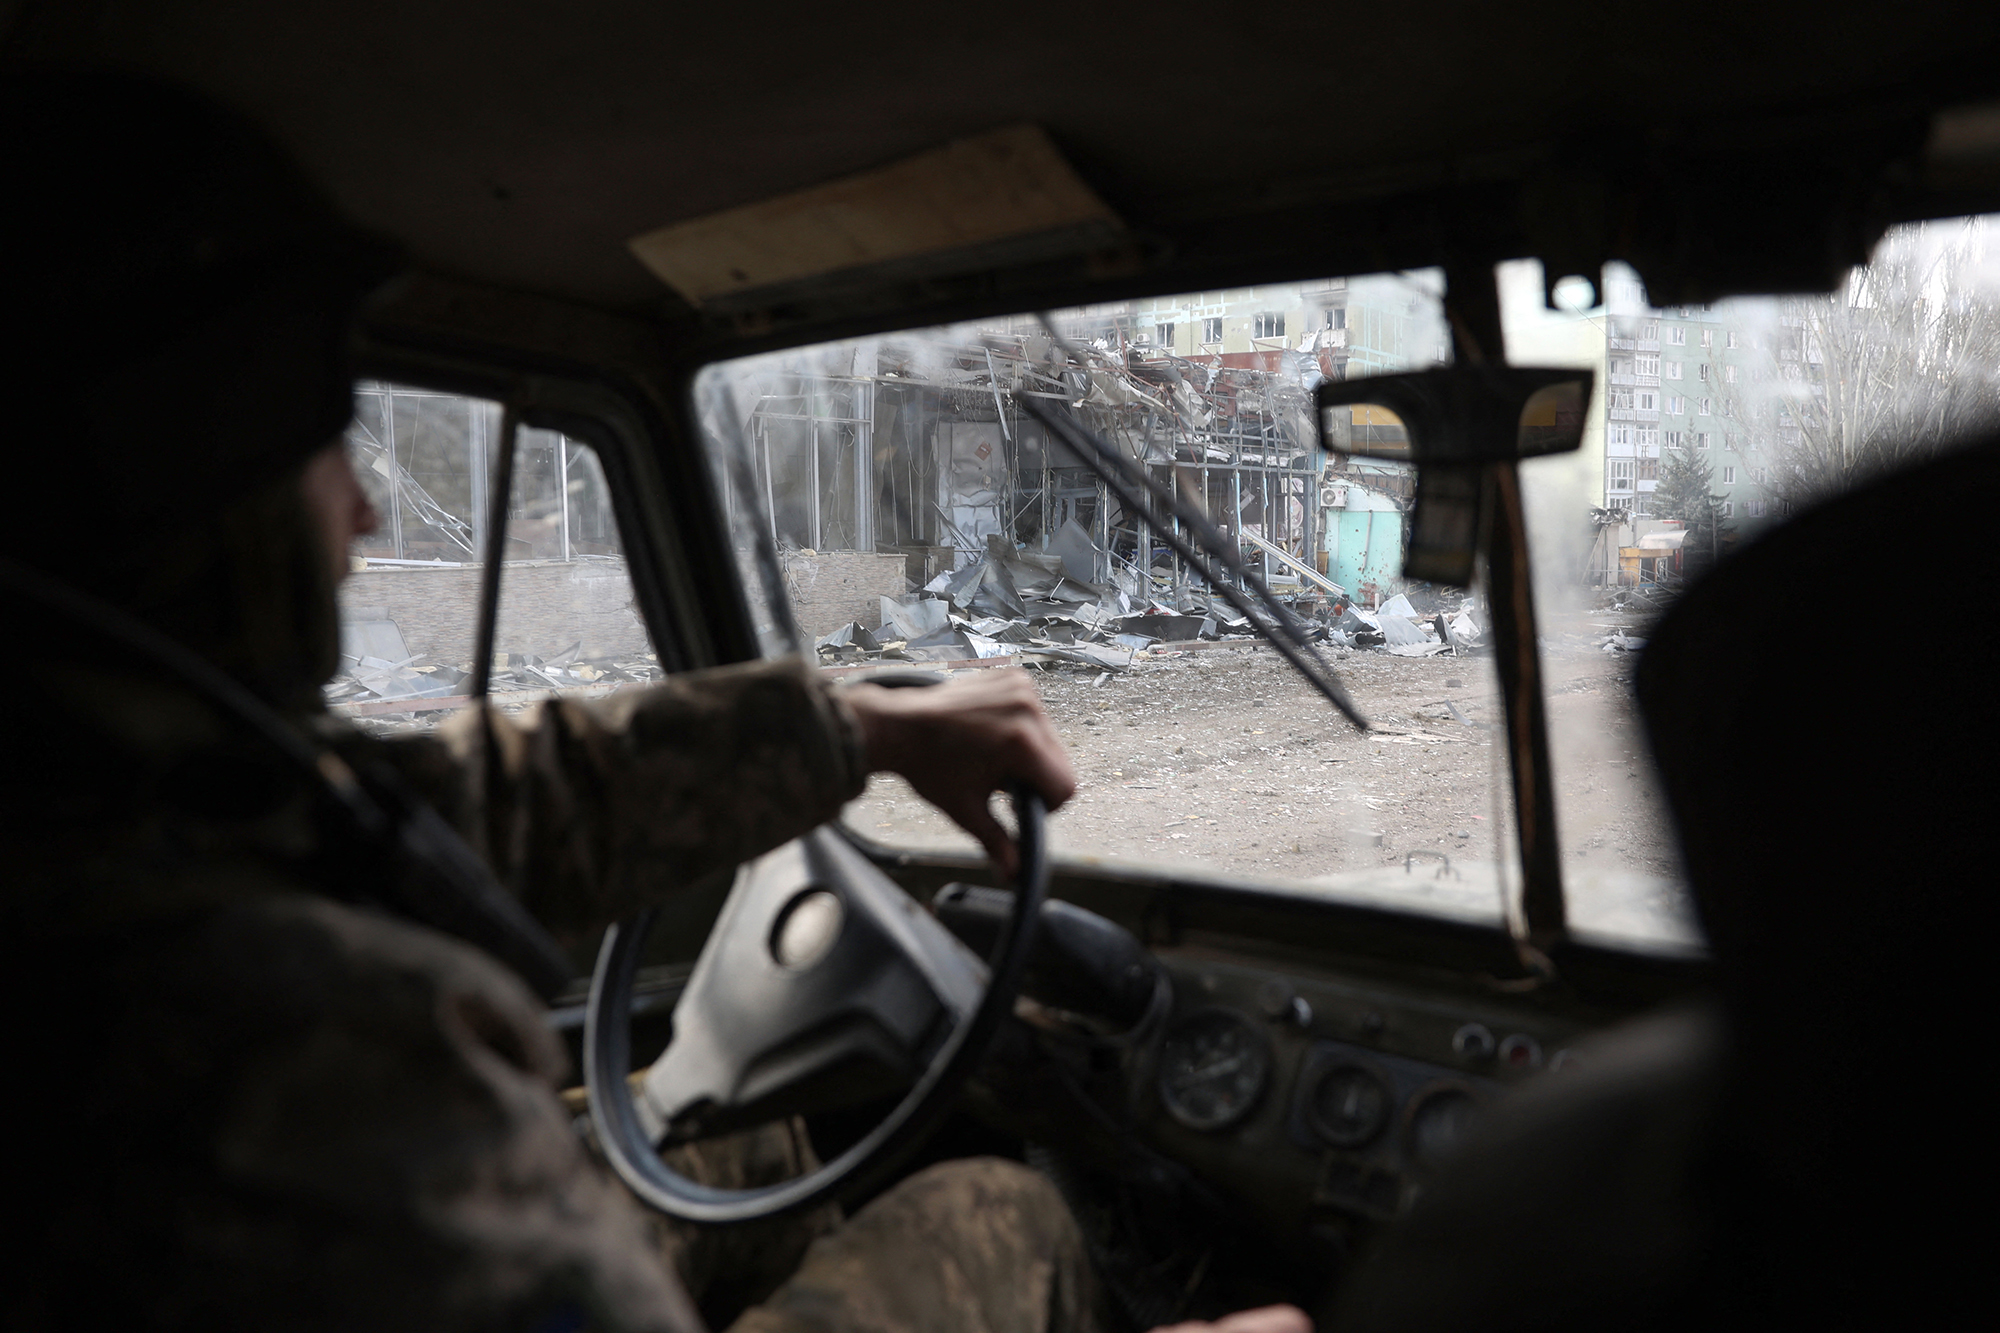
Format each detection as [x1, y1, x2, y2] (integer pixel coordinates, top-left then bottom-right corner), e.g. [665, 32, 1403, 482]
[347, 602, 1690, 940]
[845, 606, 1686, 933]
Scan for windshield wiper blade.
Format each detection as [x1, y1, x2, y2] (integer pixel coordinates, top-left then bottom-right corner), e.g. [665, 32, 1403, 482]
[1018, 395, 1368, 731]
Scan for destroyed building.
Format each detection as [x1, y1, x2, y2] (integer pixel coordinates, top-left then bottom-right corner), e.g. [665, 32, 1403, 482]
[702, 285, 1451, 666]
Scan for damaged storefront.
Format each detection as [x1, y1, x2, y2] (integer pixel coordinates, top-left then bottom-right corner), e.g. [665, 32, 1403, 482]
[709, 319, 1431, 669]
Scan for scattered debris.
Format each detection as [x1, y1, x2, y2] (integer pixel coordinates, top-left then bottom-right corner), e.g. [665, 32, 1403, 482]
[326, 611, 663, 713]
[821, 534, 1496, 676]
[814, 533, 1294, 674]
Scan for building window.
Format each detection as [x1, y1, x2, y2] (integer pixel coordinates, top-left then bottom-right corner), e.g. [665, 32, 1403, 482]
[1639, 321, 1660, 340]
[1698, 397, 1712, 416]
[1608, 423, 1633, 446]
[1664, 429, 1684, 448]
[1745, 499, 1766, 517]
[1720, 500, 1734, 518]
[1667, 326, 1687, 346]
[1727, 330, 1741, 348]
[1667, 394, 1685, 414]
[1665, 360, 1682, 379]
[1638, 456, 1660, 482]
[1253, 312, 1285, 338]
[1723, 466, 1737, 484]
[1637, 426, 1659, 450]
[1698, 363, 1710, 381]
[1155, 323, 1176, 347]
[1696, 432, 1712, 449]
[1700, 329, 1714, 348]
[1751, 467, 1768, 483]
[1636, 355, 1660, 376]
[1636, 391, 1658, 411]
[1326, 308, 1347, 329]
[1201, 316, 1223, 344]
[1608, 459, 1634, 491]
[1610, 388, 1634, 409]
[1724, 364, 1737, 383]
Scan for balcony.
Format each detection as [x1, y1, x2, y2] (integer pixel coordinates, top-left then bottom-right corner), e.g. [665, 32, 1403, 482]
[1608, 406, 1661, 422]
[1608, 336, 1662, 352]
[1608, 372, 1662, 388]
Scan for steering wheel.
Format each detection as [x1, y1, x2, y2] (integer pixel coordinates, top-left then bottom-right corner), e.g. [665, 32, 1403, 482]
[585, 769, 1047, 1223]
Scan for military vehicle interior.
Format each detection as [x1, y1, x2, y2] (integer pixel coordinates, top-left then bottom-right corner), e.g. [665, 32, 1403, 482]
[12, 1, 2000, 1325]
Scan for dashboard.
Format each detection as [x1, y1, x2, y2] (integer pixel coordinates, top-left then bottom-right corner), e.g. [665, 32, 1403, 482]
[1125, 947, 1587, 1241]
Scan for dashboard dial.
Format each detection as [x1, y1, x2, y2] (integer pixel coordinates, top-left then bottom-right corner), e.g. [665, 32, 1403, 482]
[1405, 1084, 1480, 1168]
[1309, 1063, 1391, 1147]
[1157, 1009, 1270, 1131]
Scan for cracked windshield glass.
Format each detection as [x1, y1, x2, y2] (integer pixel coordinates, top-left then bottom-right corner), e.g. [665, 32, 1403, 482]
[695, 274, 1541, 931]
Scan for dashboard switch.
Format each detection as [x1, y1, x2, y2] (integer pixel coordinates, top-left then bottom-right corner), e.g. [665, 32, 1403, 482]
[1255, 981, 1313, 1029]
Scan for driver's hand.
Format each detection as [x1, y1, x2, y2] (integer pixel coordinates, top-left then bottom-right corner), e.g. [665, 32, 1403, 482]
[841, 668, 1075, 878]
[1151, 1306, 1312, 1333]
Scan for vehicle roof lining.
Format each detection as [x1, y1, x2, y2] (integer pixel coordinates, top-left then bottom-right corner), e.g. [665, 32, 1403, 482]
[12, 1, 2000, 355]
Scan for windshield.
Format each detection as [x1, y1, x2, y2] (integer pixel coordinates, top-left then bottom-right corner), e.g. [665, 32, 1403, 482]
[693, 276, 1543, 929]
[692, 220, 2000, 949]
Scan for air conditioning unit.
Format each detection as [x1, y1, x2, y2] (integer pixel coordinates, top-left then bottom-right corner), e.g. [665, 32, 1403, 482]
[1320, 483, 1348, 509]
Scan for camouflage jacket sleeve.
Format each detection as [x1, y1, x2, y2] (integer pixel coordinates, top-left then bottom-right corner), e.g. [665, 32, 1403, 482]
[355, 655, 869, 944]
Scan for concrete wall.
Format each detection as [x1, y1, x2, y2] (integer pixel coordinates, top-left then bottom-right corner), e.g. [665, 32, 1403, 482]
[338, 559, 654, 668]
[781, 550, 910, 641]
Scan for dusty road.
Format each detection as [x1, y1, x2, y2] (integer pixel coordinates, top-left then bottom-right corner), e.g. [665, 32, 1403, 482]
[845, 607, 1684, 932]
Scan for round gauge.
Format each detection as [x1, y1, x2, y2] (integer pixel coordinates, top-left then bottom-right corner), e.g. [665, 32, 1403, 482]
[1404, 1084, 1480, 1169]
[1156, 1009, 1271, 1131]
[1309, 1063, 1392, 1147]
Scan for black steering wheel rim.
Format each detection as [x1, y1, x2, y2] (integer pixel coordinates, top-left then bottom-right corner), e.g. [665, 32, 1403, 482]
[584, 783, 1047, 1224]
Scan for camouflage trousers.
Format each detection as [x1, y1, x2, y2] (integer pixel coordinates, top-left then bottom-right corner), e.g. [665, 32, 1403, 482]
[647, 1125, 1107, 1333]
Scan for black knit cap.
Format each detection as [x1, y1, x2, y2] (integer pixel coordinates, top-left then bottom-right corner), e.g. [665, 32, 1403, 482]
[4, 67, 403, 546]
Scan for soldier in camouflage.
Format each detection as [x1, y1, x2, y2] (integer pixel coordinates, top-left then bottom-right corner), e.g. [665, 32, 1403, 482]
[3, 68, 1305, 1333]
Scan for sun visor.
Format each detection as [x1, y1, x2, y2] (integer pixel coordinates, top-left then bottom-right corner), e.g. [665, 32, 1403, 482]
[627, 125, 1123, 308]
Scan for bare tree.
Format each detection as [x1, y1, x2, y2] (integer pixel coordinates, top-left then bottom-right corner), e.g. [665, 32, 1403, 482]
[1747, 219, 2000, 511]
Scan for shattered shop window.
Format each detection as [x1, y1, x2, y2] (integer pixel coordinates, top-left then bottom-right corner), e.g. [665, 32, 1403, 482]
[331, 383, 661, 736]
[694, 275, 1531, 929]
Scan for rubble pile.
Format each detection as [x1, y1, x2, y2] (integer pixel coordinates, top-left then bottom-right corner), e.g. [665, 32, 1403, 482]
[816, 536, 1488, 672]
[1333, 591, 1487, 658]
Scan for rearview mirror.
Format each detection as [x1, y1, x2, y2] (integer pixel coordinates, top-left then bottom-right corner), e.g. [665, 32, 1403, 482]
[1316, 365, 1594, 465]
[1315, 365, 1594, 584]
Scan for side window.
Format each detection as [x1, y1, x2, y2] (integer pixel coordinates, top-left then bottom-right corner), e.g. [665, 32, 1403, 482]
[489, 428, 662, 708]
[332, 383, 660, 734]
